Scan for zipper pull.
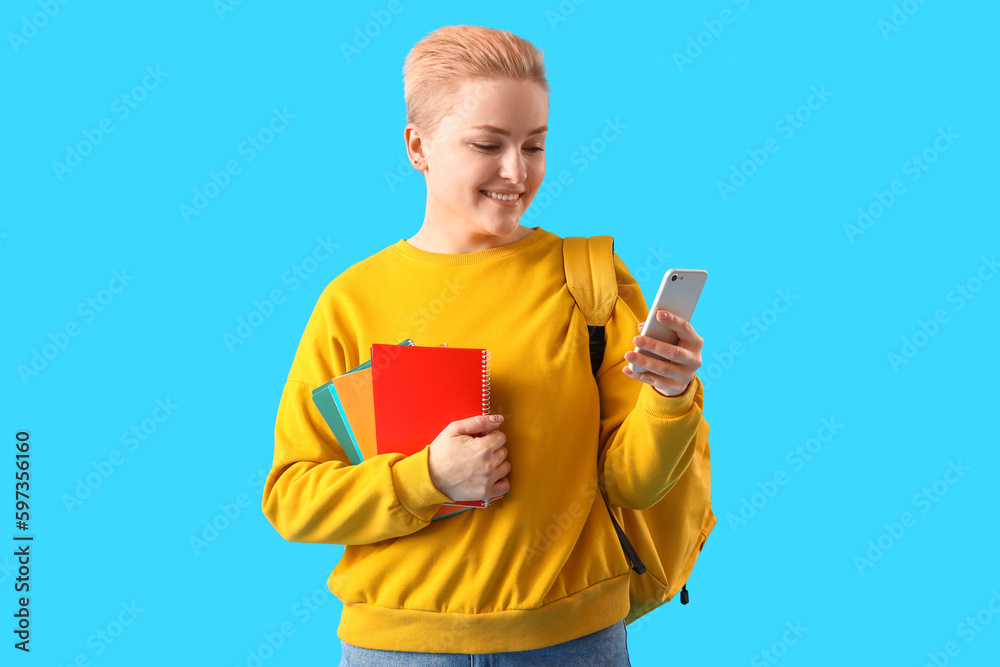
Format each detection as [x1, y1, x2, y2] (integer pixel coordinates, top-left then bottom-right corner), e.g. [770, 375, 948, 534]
[680, 584, 689, 605]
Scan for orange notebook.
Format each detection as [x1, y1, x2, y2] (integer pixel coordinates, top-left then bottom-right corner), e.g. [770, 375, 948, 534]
[328, 365, 380, 462]
[321, 342, 478, 521]
[370, 343, 503, 509]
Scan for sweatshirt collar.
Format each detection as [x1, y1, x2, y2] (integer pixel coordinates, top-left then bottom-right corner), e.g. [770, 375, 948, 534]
[392, 226, 548, 266]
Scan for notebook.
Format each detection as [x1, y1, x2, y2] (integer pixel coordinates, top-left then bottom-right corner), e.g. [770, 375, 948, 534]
[311, 340, 491, 520]
[370, 343, 504, 509]
[311, 339, 416, 466]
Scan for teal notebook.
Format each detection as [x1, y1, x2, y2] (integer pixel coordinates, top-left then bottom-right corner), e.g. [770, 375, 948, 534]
[309, 338, 473, 521]
[311, 339, 415, 465]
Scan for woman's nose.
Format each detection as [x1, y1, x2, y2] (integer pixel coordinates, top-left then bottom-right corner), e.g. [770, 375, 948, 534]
[499, 149, 527, 183]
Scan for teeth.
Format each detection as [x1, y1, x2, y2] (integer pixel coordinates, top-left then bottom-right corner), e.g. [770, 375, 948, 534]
[483, 191, 520, 202]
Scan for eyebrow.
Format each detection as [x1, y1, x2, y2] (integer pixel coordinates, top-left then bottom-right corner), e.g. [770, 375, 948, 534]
[469, 124, 548, 137]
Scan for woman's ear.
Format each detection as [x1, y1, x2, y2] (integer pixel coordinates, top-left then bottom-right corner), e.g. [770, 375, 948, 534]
[404, 123, 427, 170]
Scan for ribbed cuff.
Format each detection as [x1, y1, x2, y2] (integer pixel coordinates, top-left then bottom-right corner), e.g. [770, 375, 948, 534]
[638, 374, 701, 419]
[391, 446, 454, 521]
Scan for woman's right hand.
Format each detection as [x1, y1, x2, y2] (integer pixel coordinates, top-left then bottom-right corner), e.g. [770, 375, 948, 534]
[427, 414, 510, 503]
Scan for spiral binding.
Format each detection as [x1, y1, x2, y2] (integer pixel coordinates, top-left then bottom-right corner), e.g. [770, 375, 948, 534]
[481, 349, 491, 416]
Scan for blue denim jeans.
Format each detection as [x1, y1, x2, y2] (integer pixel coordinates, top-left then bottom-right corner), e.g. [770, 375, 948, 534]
[338, 619, 631, 666]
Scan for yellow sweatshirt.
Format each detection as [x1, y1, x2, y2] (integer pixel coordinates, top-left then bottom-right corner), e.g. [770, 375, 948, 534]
[261, 225, 706, 653]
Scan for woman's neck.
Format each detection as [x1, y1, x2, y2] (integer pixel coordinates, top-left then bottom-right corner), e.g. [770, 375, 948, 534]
[405, 224, 535, 254]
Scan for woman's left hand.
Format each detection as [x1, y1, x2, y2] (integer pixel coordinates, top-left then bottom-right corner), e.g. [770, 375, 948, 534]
[623, 309, 703, 397]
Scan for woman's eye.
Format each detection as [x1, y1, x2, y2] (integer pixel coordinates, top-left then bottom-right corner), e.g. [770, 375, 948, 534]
[472, 144, 545, 153]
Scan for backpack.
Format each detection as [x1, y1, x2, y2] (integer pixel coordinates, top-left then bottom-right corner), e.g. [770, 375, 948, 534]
[562, 235, 717, 625]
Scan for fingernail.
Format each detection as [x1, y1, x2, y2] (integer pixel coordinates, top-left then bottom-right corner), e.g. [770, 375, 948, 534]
[492, 414, 503, 422]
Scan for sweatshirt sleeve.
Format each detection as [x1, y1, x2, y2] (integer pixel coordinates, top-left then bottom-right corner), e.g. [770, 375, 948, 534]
[595, 253, 707, 511]
[261, 284, 455, 546]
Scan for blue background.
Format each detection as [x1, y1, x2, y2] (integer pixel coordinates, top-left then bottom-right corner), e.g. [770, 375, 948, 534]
[3, 1, 998, 665]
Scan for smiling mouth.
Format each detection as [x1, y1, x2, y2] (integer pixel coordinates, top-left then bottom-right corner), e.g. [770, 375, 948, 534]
[480, 190, 522, 203]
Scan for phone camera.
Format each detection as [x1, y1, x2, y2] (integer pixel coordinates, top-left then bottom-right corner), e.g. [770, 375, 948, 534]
[670, 274, 677, 281]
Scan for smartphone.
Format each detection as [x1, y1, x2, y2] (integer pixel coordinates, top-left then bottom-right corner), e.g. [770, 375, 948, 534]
[628, 268, 708, 374]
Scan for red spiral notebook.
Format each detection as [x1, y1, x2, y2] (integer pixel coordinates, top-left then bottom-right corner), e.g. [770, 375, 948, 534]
[370, 343, 503, 509]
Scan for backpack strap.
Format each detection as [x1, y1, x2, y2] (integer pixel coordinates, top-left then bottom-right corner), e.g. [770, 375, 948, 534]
[562, 236, 647, 575]
[562, 237, 618, 376]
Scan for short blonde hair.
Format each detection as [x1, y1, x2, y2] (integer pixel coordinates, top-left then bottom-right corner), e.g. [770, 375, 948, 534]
[403, 25, 550, 140]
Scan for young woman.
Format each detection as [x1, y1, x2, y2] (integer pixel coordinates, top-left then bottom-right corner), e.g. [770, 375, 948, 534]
[262, 24, 705, 666]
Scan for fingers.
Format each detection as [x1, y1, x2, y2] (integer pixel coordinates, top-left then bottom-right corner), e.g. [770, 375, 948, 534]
[634, 337, 697, 367]
[453, 413, 504, 436]
[623, 358, 693, 395]
[491, 458, 511, 483]
[631, 322, 697, 366]
[487, 429, 507, 453]
[634, 311, 702, 364]
[627, 311, 703, 394]
[625, 351, 686, 382]
[491, 446, 508, 468]
[486, 447, 510, 498]
[492, 476, 511, 496]
[654, 310, 703, 349]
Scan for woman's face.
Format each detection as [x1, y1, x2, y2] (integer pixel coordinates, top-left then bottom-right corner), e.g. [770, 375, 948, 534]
[413, 77, 548, 240]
